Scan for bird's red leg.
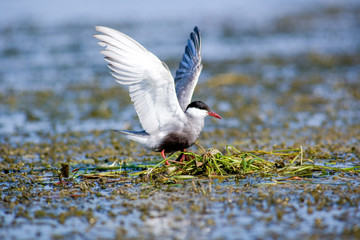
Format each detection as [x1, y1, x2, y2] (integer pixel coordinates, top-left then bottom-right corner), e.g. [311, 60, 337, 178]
[161, 149, 170, 165]
[180, 149, 187, 162]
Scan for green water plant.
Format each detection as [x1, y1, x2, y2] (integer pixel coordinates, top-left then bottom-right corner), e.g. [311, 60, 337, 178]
[127, 145, 359, 182]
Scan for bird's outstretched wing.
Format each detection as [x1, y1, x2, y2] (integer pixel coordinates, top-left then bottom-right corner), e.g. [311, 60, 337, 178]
[94, 26, 186, 134]
[174, 26, 202, 111]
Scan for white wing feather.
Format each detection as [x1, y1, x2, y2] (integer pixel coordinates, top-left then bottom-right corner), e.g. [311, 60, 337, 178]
[94, 26, 186, 134]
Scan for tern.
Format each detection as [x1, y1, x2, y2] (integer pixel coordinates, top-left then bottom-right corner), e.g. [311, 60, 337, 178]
[94, 26, 221, 164]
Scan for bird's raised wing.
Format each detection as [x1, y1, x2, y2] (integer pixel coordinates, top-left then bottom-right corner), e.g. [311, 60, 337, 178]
[174, 26, 203, 111]
[94, 26, 186, 134]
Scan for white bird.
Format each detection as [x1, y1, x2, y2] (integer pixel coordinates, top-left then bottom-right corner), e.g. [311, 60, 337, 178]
[94, 26, 221, 164]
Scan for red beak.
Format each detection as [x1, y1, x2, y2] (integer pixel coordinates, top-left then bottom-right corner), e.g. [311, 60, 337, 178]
[208, 111, 222, 119]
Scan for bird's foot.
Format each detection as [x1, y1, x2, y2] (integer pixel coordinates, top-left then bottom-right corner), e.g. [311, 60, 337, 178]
[179, 149, 187, 162]
[174, 149, 192, 163]
[175, 153, 185, 162]
[162, 149, 191, 165]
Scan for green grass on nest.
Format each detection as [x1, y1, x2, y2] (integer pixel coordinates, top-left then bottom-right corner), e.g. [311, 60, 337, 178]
[117, 145, 360, 182]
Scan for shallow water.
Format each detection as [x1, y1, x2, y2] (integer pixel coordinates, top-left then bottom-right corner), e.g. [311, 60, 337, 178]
[1, 1, 360, 239]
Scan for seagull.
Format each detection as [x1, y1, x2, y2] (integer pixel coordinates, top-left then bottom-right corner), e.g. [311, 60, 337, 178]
[94, 26, 221, 164]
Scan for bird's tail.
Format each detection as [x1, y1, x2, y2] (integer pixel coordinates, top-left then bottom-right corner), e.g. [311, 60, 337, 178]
[112, 130, 150, 146]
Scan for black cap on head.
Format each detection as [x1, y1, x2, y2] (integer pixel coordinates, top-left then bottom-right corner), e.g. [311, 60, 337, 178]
[186, 101, 210, 112]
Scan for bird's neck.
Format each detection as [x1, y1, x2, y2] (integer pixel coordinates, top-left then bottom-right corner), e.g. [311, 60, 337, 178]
[185, 112, 206, 140]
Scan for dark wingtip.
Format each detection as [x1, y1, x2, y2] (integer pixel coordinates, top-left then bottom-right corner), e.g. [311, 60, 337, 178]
[193, 26, 201, 51]
[194, 26, 200, 33]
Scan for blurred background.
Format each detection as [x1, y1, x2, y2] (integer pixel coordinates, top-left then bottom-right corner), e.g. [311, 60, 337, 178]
[0, 0, 359, 145]
[1, 1, 360, 239]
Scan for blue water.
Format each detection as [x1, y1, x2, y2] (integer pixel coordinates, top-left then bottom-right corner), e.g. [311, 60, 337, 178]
[0, 1, 360, 239]
[1, 0, 359, 92]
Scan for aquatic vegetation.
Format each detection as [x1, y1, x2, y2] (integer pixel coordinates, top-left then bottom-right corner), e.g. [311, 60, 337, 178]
[71, 145, 360, 184]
